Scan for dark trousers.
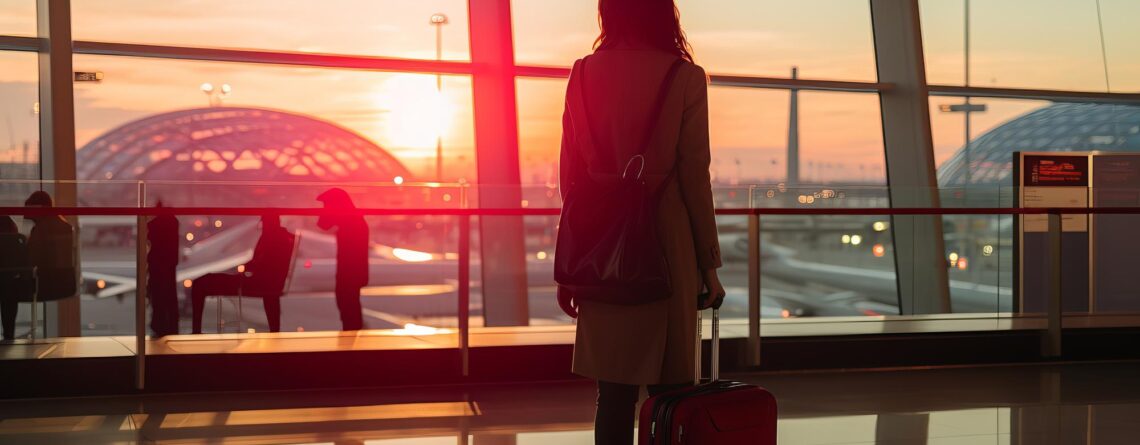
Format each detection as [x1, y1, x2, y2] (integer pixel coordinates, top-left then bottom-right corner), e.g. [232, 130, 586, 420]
[1, 296, 15, 340]
[335, 282, 363, 331]
[148, 269, 179, 337]
[191, 273, 281, 334]
[595, 380, 689, 445]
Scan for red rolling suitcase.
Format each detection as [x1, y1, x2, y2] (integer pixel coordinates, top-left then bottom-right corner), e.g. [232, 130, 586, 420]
[638, 309, 777, 444]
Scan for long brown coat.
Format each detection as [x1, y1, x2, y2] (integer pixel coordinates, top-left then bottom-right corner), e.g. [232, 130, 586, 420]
[559, 50, 722, 385]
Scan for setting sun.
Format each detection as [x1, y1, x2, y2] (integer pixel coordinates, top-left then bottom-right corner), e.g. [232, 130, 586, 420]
[372, 74, 456, 153]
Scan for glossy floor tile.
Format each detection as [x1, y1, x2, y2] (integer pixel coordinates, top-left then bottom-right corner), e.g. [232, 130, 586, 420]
[1, 361, 1138, 444]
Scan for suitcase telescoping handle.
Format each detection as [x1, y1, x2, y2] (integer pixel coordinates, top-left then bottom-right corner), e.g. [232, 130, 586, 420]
[694, 308, 720, 384]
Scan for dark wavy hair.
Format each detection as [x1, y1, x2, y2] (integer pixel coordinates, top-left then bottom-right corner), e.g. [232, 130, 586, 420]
[594, 0, 695, 63]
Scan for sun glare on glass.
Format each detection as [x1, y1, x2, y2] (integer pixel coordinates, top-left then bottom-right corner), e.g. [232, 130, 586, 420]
[372, 74, 456, 153]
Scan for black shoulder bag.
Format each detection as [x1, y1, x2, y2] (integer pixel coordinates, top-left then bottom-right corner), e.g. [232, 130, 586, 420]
[554, 57, 685, 307]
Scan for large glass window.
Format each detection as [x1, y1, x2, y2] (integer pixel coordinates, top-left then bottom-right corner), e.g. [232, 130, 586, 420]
[72, 54, 476, 184]
[511, 0, 878, 82]
[71, 0, 472, 60]
[931, 96, 1140, 316]
[516, 80, 886, 187]
[0, 51, 39, 184]
[677, 0, 877, 81]
[0, 0, 36, 37]
[921, 0, 1140, 92]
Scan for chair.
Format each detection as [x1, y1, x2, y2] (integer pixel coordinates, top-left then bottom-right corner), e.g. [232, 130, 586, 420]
[213, 231, 301, 333]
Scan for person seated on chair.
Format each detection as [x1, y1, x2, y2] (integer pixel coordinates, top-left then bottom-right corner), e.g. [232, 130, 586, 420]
[0, 215, 31, 341]
[24, 191, 78, 302]
[191, 214, 295, 334]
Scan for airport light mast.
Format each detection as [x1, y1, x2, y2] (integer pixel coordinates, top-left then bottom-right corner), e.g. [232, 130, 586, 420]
[431, 13, 448, 182]
[787, 66, 800, 188]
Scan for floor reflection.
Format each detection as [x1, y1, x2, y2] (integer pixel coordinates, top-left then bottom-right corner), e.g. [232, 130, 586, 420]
[0, 362, 1138, 444]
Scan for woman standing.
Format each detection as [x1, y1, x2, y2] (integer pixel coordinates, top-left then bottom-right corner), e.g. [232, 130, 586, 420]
[558, 1, 725, 443]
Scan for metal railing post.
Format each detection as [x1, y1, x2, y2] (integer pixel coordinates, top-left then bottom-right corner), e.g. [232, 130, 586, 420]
[1043, 211, 1063, 358]
[747, 213, 762, 367]
[458, 214, 471, 377]
[135, 181, 147, 390]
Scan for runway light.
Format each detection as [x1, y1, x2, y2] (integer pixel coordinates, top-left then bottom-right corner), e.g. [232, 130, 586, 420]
[193, 219, 203, 228]
[237, 264, 245, 273]
[841, 234, 852, 244]
[948, 252, 959, 264]
[872, 221, 888, 232]
[303, 259, 312, 269]
[957, 258, 969, 270]
[766, 189, 776, 199]
[183, 279, 193, 288]
[798, 195, 808, 204]
[850, 235, 863, 246]
[536, 251, 548, 260]
[443, 193, 452, 202]
[297, 327, 304, 332]
[983, 245, 994, 256]
[872, 244, 886, 257]
[394, 176, 404, 185]
[96, 279, 106, 289]
[393, 248, 433, 262]
[780, 309, 791, 319]
[247, 328, 255, 334]
[214, 220, 223, 228]
[185, 232, 195, 241]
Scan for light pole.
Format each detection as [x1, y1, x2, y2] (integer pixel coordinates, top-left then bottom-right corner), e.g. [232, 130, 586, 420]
[939, 0, 985, 197]
[431, 13, 448, 182]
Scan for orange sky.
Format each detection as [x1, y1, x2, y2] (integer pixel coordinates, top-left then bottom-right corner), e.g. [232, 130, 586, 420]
[1, 0, 1138, 184]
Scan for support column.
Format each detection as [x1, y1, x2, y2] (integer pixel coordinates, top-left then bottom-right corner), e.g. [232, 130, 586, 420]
[37, 0, 81, 336]
[870, 0, 951, 314]
[467, 0, 529, 326]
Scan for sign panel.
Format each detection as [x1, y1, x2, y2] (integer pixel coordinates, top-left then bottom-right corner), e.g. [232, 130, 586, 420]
[1020, 154, 1089, 232]
[1091, 154, 1140, 312]
[73, 71, 104, 82]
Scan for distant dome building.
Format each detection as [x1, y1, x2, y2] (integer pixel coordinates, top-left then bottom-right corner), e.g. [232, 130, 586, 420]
[937, 103, 1140, 187]
[77, 107, 412, 205]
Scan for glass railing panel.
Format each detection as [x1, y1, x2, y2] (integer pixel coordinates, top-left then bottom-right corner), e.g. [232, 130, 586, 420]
[149, 213, 463, 351]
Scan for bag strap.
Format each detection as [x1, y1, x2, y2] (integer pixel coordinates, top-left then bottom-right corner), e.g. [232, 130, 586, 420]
[577, 56, 687, 169]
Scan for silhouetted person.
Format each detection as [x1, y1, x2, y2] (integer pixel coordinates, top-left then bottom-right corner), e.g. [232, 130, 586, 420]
[557, 1, 724, 444]
[191, 215, 295, 334]
[317, 188, 368, 331]
[24, 191, 78, 302]
[0, 215, 33, 341]
[147, 202, 180, 337]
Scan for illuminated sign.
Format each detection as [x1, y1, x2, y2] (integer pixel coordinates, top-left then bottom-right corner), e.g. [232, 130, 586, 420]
[73, 71, 104, 82]
[1023, 155, 1088, 187]
[1019, 153, 1089, 232]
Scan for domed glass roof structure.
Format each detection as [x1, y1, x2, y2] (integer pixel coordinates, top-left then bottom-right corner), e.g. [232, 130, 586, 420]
[77, 106, 412, 186]
[937, 103, 1140, 187]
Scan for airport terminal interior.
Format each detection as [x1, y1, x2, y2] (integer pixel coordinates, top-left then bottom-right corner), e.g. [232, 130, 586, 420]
[2, 0, 1140, 443]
